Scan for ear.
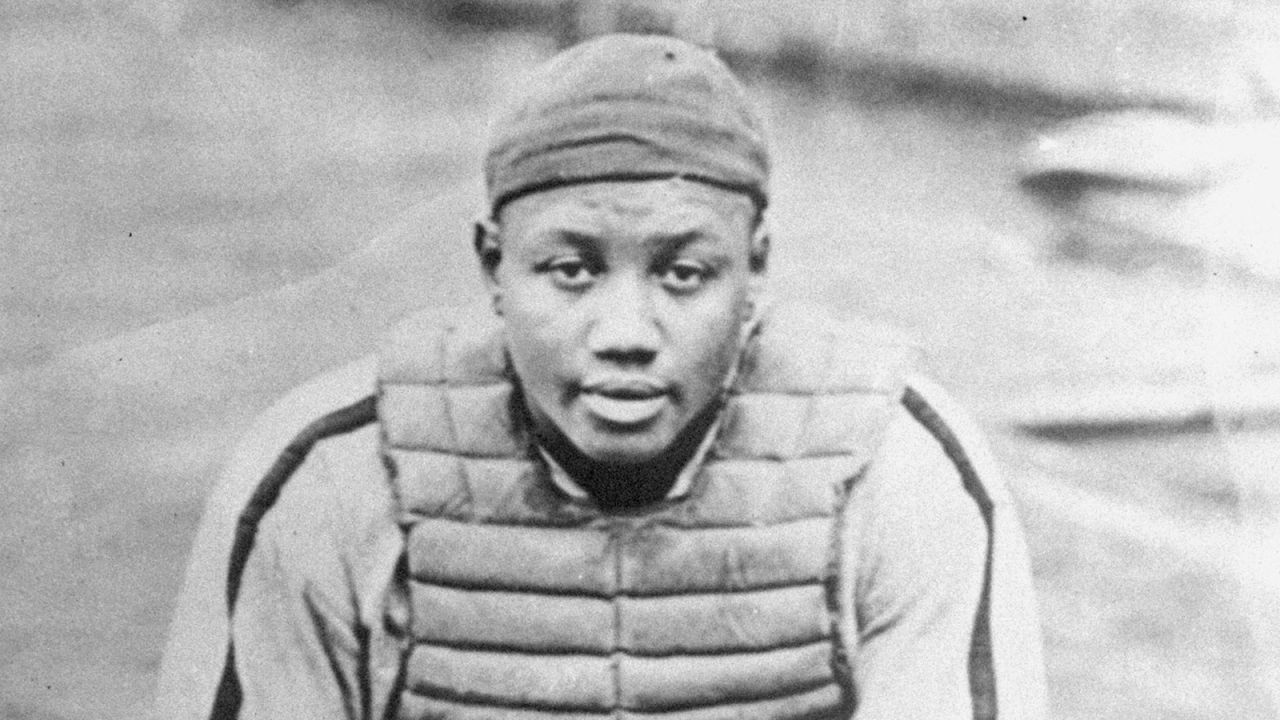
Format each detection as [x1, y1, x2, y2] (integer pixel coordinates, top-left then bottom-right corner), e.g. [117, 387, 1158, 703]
[474, 218, 502, 276]
[747, 213, 762, 272]
[748, 220, 770, 274]
[745, 219, 770, 319]
[474, 218, 503, 311]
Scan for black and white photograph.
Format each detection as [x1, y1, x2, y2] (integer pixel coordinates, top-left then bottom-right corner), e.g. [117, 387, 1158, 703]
[4, 1, 1279, 719]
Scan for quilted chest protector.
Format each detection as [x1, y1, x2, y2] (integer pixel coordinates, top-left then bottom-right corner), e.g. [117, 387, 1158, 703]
[378, 304, 916, 720]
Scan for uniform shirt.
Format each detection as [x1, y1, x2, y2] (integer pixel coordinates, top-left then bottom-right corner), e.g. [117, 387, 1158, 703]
[155, 358, 1047, 720]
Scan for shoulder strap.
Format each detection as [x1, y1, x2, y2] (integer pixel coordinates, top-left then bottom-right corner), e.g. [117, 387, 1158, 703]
[900, 384, 997, 720]
[209, 394, 378, 720]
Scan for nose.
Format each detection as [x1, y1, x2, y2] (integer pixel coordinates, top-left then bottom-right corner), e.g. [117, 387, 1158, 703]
[586, 273, 660, 366]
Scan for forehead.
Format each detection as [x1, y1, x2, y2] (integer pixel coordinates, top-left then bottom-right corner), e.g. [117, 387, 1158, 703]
[497, 179, 756, 239]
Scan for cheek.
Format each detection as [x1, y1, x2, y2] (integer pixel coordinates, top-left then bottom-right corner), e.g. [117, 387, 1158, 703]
[504, 313, 556, 378]
[498, 272, 562, 346]
[668, 288, 750, 391]
[500, 286, 578, 400]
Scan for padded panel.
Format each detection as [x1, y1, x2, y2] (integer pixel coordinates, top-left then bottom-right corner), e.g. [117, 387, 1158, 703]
[457, 457, 539, 521]
[382, 384, 453, 450]
[737, 338, 914, 396]
[616, 643, 835, 709]
[381, 313, 452, 385]
[383, 384, 521, 457]
[624, 682, 845, 720]
[388, 448, 470, 519]
[392, 451, 594, 526]
[398, 694, 609, 720]
[776, 456, 867, 496]
[618, 584, 829, 654]
[411, 583, 614, 654]
[409, 580, 830, 657]
[441, 324, 510, 385]
[680, 459, 834, 527]
[716, 394, 810, 460]
[405, 645, 614, 711]
[617, 518, 830, 594]
[445, 385, 522, 457]
[734, 303, 915, 396]
[718, 392, 890, 462]
[398, 667, 845, 720]
[735, 315, 837, 395]
[796, 393, 895, 457]
[407, 520, 617, 596]
[381, 312, 509, 386]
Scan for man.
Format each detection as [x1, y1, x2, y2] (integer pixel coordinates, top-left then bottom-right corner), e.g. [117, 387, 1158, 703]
[157, 32, 1045, 720]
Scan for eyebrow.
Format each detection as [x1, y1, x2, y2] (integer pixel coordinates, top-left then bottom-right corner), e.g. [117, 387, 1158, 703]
[647, 230, 738, 272]
[643, 230, 711, 252]
[645, 225, 747, 256]
[537, 227, 721, 252]
[544, 229, 601, 251]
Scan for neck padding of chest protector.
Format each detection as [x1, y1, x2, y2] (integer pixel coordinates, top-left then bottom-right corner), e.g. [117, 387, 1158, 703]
[377, 302, 918, 720]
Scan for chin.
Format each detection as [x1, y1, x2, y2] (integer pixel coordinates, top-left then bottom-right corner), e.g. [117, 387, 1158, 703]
[577, 433, 671, 466]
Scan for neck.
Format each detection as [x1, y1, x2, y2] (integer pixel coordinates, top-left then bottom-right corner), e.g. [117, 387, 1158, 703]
[525, 400, 722, 511]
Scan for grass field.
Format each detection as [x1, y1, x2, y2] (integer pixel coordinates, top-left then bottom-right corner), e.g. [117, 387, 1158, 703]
[4, 1, 1279, 718]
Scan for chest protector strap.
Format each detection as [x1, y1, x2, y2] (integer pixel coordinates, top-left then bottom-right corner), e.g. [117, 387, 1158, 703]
[378, 303, 917, 720]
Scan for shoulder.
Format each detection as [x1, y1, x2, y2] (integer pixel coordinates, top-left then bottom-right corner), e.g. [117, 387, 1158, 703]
[841, 378, 996, 628]
[155, 356, 384, 719]
[739, 302, 921, 433]
[855, 378, 1048, 716]
[238, 373, 382, 540]
[749, 301, 920, 386]
[230, 356, 389, 594]
[234, 356, 380, 478]
[198, 355, 381, 560]
[855, 373, 1017, 518]
[247, 419, 391, 601]
[893, 375, 1015, 511]
[208, 357, 386, 600]
[231, 358, 405, 657]
[851, 375, 1004, 571]
[209, 357, 382, 554]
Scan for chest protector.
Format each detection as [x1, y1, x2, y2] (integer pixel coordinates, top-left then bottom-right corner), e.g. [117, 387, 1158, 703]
[378, 303, 917, 720]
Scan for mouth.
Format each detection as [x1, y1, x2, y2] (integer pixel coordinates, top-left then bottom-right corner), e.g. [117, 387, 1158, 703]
[578, 377, 670, 426]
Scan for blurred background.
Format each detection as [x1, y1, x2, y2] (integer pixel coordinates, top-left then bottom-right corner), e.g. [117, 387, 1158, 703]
[3, 0, 1279, 718]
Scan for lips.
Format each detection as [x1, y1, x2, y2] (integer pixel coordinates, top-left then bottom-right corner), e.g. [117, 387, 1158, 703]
[578, 376, 670, 426]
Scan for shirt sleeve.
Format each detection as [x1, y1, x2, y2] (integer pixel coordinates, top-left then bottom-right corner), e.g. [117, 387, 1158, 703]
[231, 443, 369, 720]
[844, 386, 1046, 719]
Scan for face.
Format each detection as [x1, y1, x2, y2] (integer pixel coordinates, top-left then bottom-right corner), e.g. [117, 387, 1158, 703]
[481, 179, 767, 465]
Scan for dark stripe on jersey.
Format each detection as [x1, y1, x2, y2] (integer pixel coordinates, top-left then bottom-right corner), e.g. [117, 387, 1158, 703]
[901, 386, 997, 720]
[209, 394, 378, 720]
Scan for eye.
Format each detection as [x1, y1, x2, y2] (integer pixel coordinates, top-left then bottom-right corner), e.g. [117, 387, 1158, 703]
[660, 260, 712, 293]
[541, 256, 599, 291]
